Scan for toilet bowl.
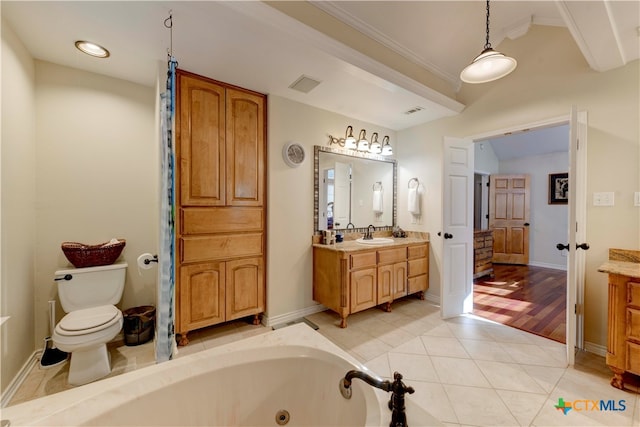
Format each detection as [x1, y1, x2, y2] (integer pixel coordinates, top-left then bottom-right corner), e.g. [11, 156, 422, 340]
[52, 263, 127, 386]
[53, 305, 123, 385]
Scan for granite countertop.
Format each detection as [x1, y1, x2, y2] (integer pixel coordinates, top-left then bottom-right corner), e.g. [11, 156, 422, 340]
[598, 248, 640, 279]
[313, 235, 429, 253]
[597, 260, 640, 279]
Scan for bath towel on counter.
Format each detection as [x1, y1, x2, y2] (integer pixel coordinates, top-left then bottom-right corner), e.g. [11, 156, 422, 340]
[408, 187, 420, 215]
[372, 189, 383, 214]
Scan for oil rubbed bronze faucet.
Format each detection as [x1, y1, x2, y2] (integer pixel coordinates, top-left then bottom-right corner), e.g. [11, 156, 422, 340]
[363, 224, 375, 240]
[340, 370, 415, 427]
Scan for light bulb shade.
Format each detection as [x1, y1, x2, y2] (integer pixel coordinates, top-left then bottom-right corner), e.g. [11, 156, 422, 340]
[357, 129, 369, 152]
[460, 48, 517, 84]
[344, 125, 357, 149]
[369, 132, 382, 154]
[381, 136, 393, 156]
[75, 40, 110, 58]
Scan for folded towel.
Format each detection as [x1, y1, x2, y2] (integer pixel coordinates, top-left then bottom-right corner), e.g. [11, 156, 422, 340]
[372, 189, 383, 214]
[408, 187, 420, 215]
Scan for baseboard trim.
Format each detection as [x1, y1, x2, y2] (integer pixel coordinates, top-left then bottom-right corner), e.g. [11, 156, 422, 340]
[528, 261, 567, 271]
[584, 341, 607, 357]
[263, 304, 327, 328]
[424, 292, 440, 306]
[1, 350, 40, 408]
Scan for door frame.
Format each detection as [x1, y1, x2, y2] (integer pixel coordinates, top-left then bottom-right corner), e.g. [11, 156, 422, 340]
[461, 112, 587, 353]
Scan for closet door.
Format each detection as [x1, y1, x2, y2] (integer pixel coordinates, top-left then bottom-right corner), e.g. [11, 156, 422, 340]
[226, 88, 265, 207]
[178, 72, 226, 206]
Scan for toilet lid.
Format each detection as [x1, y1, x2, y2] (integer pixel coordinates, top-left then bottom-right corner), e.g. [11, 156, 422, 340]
[59, 305, 120, 332]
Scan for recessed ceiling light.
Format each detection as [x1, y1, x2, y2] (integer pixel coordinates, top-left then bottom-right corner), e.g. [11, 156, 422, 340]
[74, 40, 110, 58]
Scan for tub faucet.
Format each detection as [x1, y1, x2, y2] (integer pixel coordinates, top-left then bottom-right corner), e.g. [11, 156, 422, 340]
[340, 370, 414, 427]
[363, 224, 375, 240]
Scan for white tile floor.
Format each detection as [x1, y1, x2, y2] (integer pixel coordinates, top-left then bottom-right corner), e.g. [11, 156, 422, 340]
[8, 297, 640, 426]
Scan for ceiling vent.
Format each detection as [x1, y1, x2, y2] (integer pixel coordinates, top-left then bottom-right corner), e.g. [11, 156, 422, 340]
[288, 75, 322, 94]
[403, 106, 425, 115]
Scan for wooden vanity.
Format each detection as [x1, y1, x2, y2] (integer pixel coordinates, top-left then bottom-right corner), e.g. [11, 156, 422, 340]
[313, 233, 429, 327]
[598, 248, 640, 390]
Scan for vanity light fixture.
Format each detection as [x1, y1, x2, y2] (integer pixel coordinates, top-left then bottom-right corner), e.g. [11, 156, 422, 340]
[356, 129, 369, 152]
[460, 0, 516, 84]
[381, 136, 393, 156]
[369, 132, 382, 154]
[75, 40, 110, 58]
[328, 125, 358, 150]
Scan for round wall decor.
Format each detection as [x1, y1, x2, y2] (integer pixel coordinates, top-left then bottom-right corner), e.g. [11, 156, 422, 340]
[282, 142, 305, 168]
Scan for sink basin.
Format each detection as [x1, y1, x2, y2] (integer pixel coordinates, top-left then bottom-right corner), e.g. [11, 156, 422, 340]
[355, 237, 395, 245]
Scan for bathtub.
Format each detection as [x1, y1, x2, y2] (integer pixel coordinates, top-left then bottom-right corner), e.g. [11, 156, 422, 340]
[3, 323, 441, 426]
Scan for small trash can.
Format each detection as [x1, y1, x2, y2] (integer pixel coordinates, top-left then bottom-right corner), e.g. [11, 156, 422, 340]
[123, 305, 155, 346]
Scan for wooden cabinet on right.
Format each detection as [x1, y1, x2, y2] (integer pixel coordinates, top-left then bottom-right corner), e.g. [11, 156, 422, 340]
[599, 248, 640, 390]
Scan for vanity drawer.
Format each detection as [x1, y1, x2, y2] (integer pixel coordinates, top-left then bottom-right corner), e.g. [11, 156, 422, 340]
[627, 307, 640, 342]
[408, 258, 428, 277]
[627, 281, 640, 308]
[350, 252, 377, 270]
[408, 245, 428, 260]
[181, 207, 263, 234]
[377, 247, 407, 265]
[408, 274, 428, 294]
[625, 340, 640, 375]
[180, 233, 263, 263]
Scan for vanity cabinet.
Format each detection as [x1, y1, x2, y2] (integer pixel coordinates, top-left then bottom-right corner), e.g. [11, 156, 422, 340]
[176, 70, 266, 345]
[313, 240, 429, 327]
[599, 249, 640, 390]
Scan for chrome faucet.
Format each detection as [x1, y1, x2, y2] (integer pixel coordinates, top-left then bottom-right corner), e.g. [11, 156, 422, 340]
[363, 224, 375, 240]
[340, 370, 414, 427]
[346, 222, 355, 230]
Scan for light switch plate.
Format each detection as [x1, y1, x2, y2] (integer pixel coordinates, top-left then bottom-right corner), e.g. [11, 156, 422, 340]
[635, 192, 640, 207]
[593, 192, 615, 206]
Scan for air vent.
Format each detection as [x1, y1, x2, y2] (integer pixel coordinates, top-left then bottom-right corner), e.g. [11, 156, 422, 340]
[403, 106, 425, 115]
[288, 75, 321, 94]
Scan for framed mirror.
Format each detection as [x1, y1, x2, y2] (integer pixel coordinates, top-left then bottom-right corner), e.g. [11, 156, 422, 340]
[314, 145, 396, 232]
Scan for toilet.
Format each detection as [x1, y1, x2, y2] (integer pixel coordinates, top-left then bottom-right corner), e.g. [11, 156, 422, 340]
[52, 262, 127, 386]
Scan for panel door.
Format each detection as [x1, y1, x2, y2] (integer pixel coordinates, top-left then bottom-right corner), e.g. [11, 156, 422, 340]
[225, 257, 265, 321]
[226, 88, 265, 206]
[392, 262, 408, 299]
[178, 262, 225, 333]
[489, 174, 530, 264]
[377, 264, 393, 304]
[177, 72, 226, 206]
[350, 268, 377, 313]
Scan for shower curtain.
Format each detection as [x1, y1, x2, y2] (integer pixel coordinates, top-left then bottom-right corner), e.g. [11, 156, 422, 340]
[156, 57, 178, 362]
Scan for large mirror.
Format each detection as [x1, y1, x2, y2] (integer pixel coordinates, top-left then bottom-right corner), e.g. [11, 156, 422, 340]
[314, 145, 396, 232]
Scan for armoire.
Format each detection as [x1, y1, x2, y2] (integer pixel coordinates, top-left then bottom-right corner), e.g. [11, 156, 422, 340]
[175, 69, 266, 346]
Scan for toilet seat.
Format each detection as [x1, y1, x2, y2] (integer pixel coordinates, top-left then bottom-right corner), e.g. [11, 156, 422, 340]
[56, 305, 121, 336]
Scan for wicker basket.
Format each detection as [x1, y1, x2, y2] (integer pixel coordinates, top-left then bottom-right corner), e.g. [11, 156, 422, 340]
[61, 239, 126, 268]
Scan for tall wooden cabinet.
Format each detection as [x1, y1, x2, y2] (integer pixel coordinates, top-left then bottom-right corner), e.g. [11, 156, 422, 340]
[176, 70, 266, 345]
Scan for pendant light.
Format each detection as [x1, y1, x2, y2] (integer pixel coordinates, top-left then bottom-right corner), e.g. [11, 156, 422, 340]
[381, 136, 393, 156]
[460, 0, 516, 84]
[369, 132, 382, 154]
[356, 129, 369, 152]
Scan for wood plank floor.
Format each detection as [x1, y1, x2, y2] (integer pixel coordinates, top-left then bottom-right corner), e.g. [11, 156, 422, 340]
[473, 264, 567, 343]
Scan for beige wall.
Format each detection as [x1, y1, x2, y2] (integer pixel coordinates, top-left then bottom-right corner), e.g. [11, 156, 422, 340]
[1, 20, 37, 394]
[267, 96, 396, 319]
[33, 62, 158, 349]
[396, 25, 640, 348]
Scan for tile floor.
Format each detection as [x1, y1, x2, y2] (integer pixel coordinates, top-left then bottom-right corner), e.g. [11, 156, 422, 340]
[8, 298, 640, 426]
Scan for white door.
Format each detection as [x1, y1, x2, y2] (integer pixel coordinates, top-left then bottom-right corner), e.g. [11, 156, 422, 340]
[333, 161, 351, 228]
[441, 137, 474, 318]
[565, 107, 589, 366]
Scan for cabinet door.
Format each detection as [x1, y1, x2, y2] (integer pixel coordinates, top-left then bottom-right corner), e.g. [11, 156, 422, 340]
[226, 88, 265, 206]
[351, 268, 377, 313]
[178, 73, 226, 206]
[178, 262, 225, 332]
[393, 262, 408, 299]
[377, 264, 393, 304]
[225, 257, 265, 321]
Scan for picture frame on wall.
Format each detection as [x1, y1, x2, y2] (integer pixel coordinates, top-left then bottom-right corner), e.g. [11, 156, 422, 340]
[549, 172, 569, 204]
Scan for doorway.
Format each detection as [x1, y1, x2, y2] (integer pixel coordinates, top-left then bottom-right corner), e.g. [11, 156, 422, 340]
[471, 124, 570, 342]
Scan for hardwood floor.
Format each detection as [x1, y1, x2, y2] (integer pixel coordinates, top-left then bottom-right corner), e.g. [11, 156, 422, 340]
[473, 264, 567, 343]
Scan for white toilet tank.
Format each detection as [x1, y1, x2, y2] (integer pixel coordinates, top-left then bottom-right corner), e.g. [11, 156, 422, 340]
[55, 262, 128, 313]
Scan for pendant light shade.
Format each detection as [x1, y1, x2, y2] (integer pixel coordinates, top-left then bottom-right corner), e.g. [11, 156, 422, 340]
[460, 0, 516, 84]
